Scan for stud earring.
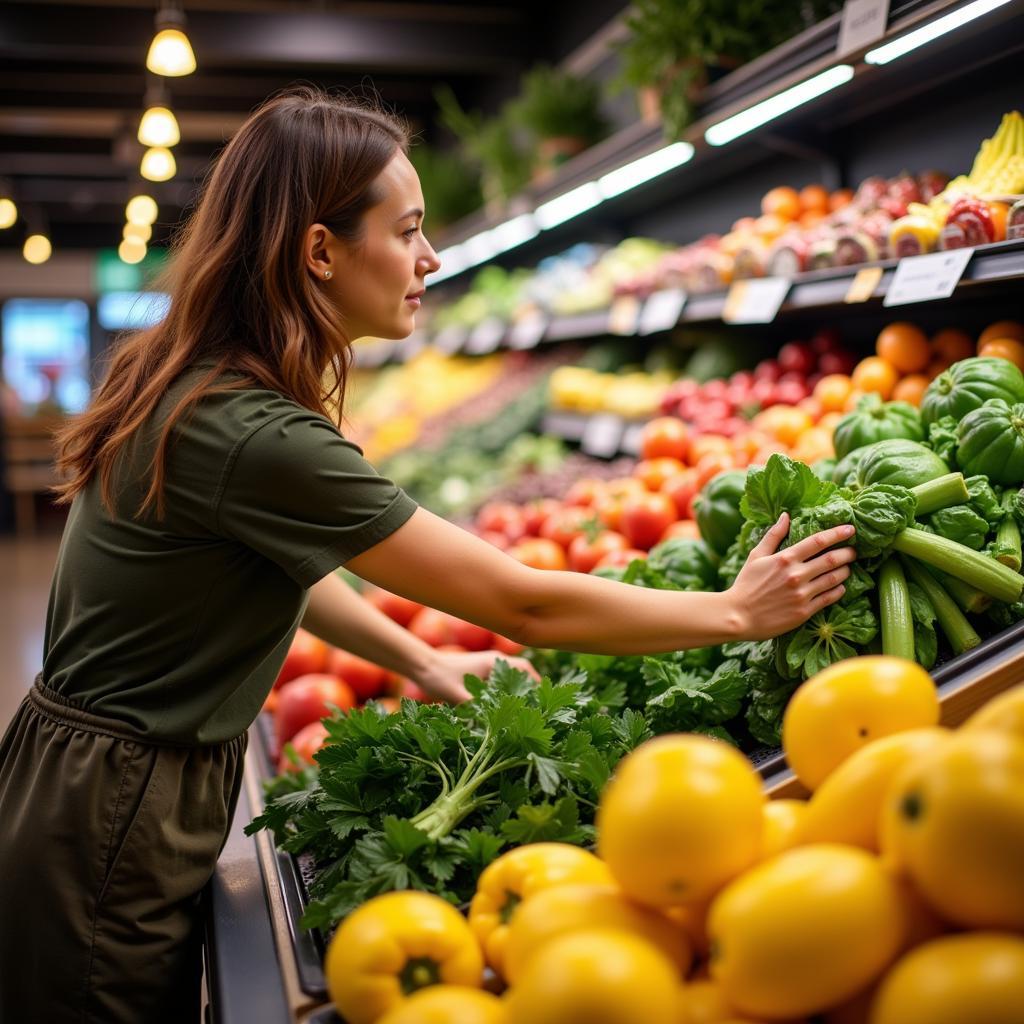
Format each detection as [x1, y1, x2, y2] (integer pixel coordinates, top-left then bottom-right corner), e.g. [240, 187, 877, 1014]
[323, 270, 333, 280]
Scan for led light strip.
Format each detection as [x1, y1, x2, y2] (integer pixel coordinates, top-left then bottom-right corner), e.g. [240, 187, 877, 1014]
[865, 0, 1014, 64]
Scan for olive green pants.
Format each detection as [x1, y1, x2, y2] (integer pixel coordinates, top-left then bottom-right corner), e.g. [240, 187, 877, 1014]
[0, 679, 247, 1024]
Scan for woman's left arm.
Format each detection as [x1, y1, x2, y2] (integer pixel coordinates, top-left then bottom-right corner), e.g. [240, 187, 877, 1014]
[302, 571, 536, 702]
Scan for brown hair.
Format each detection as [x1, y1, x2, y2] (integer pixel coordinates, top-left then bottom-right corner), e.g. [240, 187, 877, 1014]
[55, 85, 408, 516]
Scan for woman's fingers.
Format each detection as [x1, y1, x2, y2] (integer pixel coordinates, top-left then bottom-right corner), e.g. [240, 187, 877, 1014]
[750, 513, 790, 557]
[806, 564, 851, 596]
[809, 582, 847, 612]
[802, 543, 857, 581]
[786, 523, 856, 562]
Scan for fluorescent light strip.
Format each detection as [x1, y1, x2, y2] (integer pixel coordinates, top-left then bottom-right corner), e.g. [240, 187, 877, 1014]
[865, 0, 1013, 64]
[534, 181, 603, 230]
[705, 64, 855, 147]
[490, 212, 540, 252]
[430, 243, 468, 285]
[598, 142, 695, 198]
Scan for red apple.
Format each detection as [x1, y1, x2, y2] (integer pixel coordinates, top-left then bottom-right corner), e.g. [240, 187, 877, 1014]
[275, 674, 355, 749]
[449, 618, 495, 652]
[274, 629, 329, 689]
[364, 588, 424, 628]
[325, 648, 390, 702]
[277, 721, 329, 773]
[777, 342, 815, 376]
[407, 607, 456, 647]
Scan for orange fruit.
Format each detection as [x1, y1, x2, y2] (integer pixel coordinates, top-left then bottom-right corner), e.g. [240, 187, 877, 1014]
[979, 337, 1024, 372]
[792, 426, 834, 465]
[990, 201, 1010, 241]
[819, 411, 844, 435]
[876, 323, 930, 374]
[757, 406, 813, 448]
[813, 374, 854, 413]
[799, 184, 830, 214]
[761, 186, 801, 221]
[891, 374, 930, 406]
[754, 214, 788, 239]
[798, 395, 824, 422]
[843, 387, 867, 413]
[688, 433, 733, 465]
[829, 188, 854, 211]
[930, 328, 974, 366]
[978, 320, 1024, 347]
[851, 357, 899, 400]
[927, 356, 952, 380]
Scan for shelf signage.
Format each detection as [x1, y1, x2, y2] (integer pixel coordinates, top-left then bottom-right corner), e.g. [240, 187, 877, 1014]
[883, 248, 974, 307]
[581, 414, 625, 458]
[837, 0, 890, 57]
[722, 278, 791, 324]
[464, 317, 505, 355]
[507, 312, 548, 350]
[638, 289, 687, 335]
[845, 265, 885, 303]
[608, 295, 642, 336]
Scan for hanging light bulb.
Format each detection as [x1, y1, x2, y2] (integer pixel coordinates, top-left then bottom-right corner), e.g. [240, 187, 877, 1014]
[140, 146, 176, 182]
[23, 234, 52, 265]
[124, 221, 153, 243]
[138, 105, 180, 147]
[119, 238, 148, 264]
[146, 5, 196, 77]
[126, 194, 158, 225]
[0, 197, 16, 229]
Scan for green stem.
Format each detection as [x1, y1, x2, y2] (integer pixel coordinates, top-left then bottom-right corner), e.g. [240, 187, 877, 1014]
[930, 568, 992, 614]
[891, 528, 1024, 603]
[911, 473, 970, 516]
[879, 558, 916, 661]
[901, 557, 981, 655]
[996, 491, 1022, 572]
[397, 752, 452, 795]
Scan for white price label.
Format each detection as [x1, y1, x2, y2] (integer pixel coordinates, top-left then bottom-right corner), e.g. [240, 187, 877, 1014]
[837, 0, 890, 57]
[620, 422, 646, 457]
[722, 278, 791, 324]
[465, 317, 505, 355]
[883, 248, 974, 307]
[581, 414, 624, 458]
[508, 314, 548, 350]
[638, 289, 687, 335]
[608, 295, 642, 336]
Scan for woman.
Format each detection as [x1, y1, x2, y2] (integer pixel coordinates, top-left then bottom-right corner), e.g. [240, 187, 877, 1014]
[0, 87, 855, 1023]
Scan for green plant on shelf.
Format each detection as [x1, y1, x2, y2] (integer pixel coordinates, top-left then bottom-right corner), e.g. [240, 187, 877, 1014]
[408, 144, 483, 232]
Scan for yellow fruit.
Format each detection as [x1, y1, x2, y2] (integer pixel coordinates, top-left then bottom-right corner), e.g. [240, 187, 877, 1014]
[870, 932, 1024, 1024]
[679, 979, 734, 1024]
[502, 883, 692, 984]
[597, 735, 765, 907]
[503, 928, 681, 1024]
[881, 730, 1024, 929]
[760, 800, 807, 859]
[782, 657, 939, 790]
[800, 729, 950, 851]
[962, 683, 1024, 741]
[376, 986, 504, 1024]
[325, 891, 483, 1024]
[708, 844, 905, 1019]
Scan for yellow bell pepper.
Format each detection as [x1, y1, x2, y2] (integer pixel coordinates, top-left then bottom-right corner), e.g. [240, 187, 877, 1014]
[377, 985, 504, 1024]
[325, 891, 484, 1024]
[467, 842, 613, 978]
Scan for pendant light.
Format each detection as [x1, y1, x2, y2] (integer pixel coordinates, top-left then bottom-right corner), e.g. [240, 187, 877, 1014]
[118, 237, 148, 264]
[126, 194, 159, 226]
[23, 234, 52, 265]
[124, 221, 153, 243]
[138, 106, 180, 148]
[140, 146, 176, 182]
[0, 196, 16, 229]
[146, 3, 197, 77]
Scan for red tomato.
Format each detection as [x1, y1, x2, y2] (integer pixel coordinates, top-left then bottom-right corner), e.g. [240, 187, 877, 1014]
[274, 629, 329, 689]
[639, 417, 690, 461]
[754, 359, 781, 381]
[476, 501, 526, 541]
[751, 378, 779, 408]
[774, 378, 810, 405]
[492, 634, 526, 655]
[811, 327, 842, 353]
[777, 341, 815, 375]
[688, 433, 732, 465]
[275, 674, 355, 748]
[695, 451, 736, 487]
[594, 493, 628, 532]
[817, 349, 856, 376]
[660, 519, 701, 542]
[521, 498, 561, 535]
[540, 506, 596, 549]
[448, 618, 494, 652]
[508, 537, 568, 571]
[620, 492, 677, 550]
[593, 547, 647, 571]
[564, 478, 604, 508]
[407, 607, 456, 647]
[277, 721, 329, 773]
[702, 379, 729, 401]
[661, 469, 700, 519]
[479, 530, 510, 549]
[634, 457, 686, 492]
[325, 648, 390, 702]
[374, 696, 401, 714]
[364, 587, 424, 628]
[400, 679, 440, 703]
[568, 530, 629, 573]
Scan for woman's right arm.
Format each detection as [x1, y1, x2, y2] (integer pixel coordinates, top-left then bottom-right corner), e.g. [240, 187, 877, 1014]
[345, 507, 856, 654]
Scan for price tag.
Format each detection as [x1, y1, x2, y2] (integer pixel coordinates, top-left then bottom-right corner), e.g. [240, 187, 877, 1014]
[845, 265, 884, 304]
[465, 317, 506, 355]
[508, 313, 548, 350]
[837, 0, 890, 57]
[581, 414, 624, 458]
[883, 248, 974, 307]
[722, 278, 790, 324]
[638, 289, 687, 335]
[620, 422, 646, 457]
[432, 325, 468, 355]
[607, 295, 642, 336]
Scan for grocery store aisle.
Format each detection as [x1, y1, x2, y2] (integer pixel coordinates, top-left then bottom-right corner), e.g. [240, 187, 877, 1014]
[0, 534, 60, 731]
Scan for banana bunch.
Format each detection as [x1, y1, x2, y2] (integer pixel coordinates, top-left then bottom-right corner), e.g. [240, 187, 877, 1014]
[963, 110, 1024, 196]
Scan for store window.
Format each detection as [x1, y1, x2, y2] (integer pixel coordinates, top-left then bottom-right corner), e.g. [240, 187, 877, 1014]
[0, 298, 92, 415]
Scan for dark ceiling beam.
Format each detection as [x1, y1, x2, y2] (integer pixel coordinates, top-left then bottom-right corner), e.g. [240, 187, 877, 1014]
[0, 152, 210, 180]
[1, 5, 530, 73]
[0, 176, 194, 209]
[0, 108, 247, 141]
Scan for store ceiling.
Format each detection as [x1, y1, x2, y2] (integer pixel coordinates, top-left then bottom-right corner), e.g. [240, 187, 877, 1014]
[0, 0, 625, 252]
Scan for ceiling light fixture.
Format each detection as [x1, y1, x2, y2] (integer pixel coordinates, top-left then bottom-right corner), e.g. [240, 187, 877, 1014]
[138, 105, 180, 148]
[140, 146, 176, 182]
[0, 197, 16, 229]
[146, 3, 197, 77]
[126, 194, 159, 225]
[598, 142, 696, 198]
[23, 234, 52, 265]
[119, 237, 148, 264]
[534, 182, 603, 230]
[864, 0, 1012, 64]
[705, 64, 855, 147]
[124, 221, 153, 243]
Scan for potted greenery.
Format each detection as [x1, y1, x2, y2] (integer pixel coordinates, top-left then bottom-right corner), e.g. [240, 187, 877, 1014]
[408, 144, 483, 232]
[616, 0, 842, 140]
[435, 86, 533, 215]
[508, 64, 608, 183]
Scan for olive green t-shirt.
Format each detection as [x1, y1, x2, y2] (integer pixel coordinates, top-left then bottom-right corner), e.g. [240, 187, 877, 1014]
[41, 366, 417, 744]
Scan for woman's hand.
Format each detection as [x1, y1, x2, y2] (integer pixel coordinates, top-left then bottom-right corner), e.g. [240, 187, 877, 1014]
[417, 648, 540, 703]
[727, 514, 857, 641]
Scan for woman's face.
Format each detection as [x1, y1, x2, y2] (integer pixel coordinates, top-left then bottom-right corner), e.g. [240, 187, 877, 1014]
[315, 150, 441, 342]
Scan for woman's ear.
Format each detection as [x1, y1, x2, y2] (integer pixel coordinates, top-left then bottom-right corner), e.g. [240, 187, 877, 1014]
[304, 223, 334, 281]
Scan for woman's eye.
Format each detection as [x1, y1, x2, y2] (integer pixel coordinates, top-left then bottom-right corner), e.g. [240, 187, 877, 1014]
[403, 226, 418, 239]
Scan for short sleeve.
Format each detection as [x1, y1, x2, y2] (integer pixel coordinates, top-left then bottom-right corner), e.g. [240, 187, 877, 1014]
[216, 408, 417, 587]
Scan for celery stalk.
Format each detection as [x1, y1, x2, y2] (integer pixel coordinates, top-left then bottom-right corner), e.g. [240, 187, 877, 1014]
[879, 558, 916, 660]
[892, 528, 1024, 603]
[996, 490, 1022, 572]
[929, 568, 992, 614]
[902, 557, 981, 655]
[910, 473, 970, 516]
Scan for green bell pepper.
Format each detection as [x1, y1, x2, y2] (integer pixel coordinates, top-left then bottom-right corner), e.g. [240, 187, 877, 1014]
[833, 394, 924, 460]
[694, 469, 748, 557]
[921, 356, 1024, 426]
[957, 399, 1024, 486]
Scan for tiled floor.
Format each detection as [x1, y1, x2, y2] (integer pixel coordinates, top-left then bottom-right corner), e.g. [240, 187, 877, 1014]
[0, 531, 61, 732]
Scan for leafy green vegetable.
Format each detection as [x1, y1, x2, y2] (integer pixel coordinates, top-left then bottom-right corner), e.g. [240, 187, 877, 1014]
[781, 596, 879, 679]
[990, 489, 1022, 571]
[927, 415, 959, 467]
[832, 447, 868, 487]
[965, 476, 1004, 526]
[856, 439, 949, 489]
[906, 579, 938, 669]
[811, 457, 836, 482]
[742, 455, 831, 525]
[645, 538, 718, 590]
[641, 657, 747, 738]
[927, 504, 990, 550]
